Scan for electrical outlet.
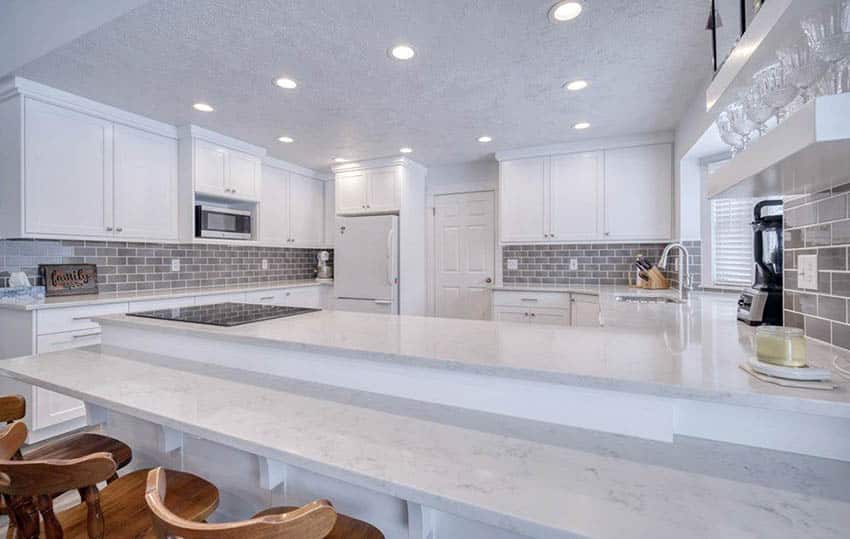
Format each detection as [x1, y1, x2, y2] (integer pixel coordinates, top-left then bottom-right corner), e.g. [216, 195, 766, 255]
[798, 254, 818, 290]
[171, 259, 180, 272]
[569, 258, 578, 271]
[507, 259, 519, 270]
[261, 259, 269, 270]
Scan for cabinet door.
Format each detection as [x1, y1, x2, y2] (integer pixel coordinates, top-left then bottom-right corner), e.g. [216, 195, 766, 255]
[336, 170, 367, 214]
[571, 295, 601, 327]
[113, 125, 178, 240]
[366, 167, 399, 212]
[528, 308, 570, 325]
[24, 99, 114, 237]
[289, 172, 324, 245]
[604, 144, 672, 240]
[227, 150, 260, 200]
[194, 139, 228, 196]
[499, 158, 546, 242]
[324, 181, 335, 246]
[549, 152, 604, 241]
[260, 165, 290, 246]
[283, 287, 321, 308]
[493, 307, 530, 323]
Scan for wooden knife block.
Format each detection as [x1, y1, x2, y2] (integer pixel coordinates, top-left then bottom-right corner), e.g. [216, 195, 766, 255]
[631, 267, 670, 289]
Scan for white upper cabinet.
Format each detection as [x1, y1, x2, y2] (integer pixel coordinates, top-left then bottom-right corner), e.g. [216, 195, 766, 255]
[335, 167, 400, 215]
[289, 172, 324, 245]
[499, 157, 546, 242]
[24, 99, 114, 237]
[260, 164, 290, 246]
[548, 152, 604, 241]
[192, 138, 261, 201]
[194, 138, 227, 196]
[227, 150, 261, 200]
[113, 124, 178, 240]
[603, 144, 672, 241]
[366, 167, 400, 213]
[499, 143, 672, 243]
[261, 163, 325, 247]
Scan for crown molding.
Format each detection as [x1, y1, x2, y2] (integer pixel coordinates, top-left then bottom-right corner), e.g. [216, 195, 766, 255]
[331, 156, 427, 175]
[494, 131, 675, 161]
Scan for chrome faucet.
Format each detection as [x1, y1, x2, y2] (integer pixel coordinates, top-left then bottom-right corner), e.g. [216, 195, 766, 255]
[658, 243, 691, 302]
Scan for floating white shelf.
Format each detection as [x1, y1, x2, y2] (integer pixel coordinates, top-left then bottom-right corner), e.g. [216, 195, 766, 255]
[706, 0, 834, 113]
[708, 92, 850, 198]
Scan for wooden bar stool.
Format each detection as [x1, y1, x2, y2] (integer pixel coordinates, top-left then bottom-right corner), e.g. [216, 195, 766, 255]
[0, 422, 220, 538]
[146, 468, 385, 539]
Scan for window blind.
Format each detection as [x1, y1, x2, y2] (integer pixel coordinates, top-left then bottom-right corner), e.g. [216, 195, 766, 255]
[711, 198, 758, 287]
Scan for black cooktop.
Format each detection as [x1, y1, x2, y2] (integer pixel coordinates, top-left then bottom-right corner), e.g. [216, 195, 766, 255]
[127, 302, 320, 327]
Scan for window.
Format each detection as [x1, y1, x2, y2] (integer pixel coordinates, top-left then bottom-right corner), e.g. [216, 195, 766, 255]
[711, 198, 758, 287]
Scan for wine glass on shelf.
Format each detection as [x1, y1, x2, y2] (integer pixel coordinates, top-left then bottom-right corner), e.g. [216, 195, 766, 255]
[777, 38, 829, 103]
[802, 1, 850, 87]
[817, 59, 850, 95]
[727, 101, 757, 149]
[743, 86, 774, 136]
[752, 63, 799, 122]
[716, 110, 745, 157]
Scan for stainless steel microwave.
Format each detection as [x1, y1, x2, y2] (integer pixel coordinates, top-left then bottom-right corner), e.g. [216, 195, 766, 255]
[195, 205, 252, 240]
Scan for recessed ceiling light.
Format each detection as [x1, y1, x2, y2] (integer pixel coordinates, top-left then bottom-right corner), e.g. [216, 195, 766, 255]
[278, 136, 294, 143]
[389, 44, 416, 60]
[333, 157, 349, 163]
[477, 135, 493, 143]
[274, 77, 297, 89]
[573, 122, 591, 130]
[192, 102, 214, 112]
[549, 1, 583, 22]
[565, 79, 588, 91]
[399, 147, 413, 154]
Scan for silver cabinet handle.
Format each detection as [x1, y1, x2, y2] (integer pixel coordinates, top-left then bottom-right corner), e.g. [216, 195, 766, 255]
[374, 300, 392, 305]
[259, 296, 274, 301]
[520, 298, 538, 302]
[72, 332, 101, 339]
[72, 316, 93, 321]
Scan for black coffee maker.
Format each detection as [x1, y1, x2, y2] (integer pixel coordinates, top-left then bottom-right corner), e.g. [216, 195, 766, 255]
[737, 200, 783, 326]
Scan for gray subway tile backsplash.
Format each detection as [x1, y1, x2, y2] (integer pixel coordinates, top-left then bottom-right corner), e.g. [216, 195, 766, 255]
[502, 240, 701, 287]
[0, 239, 330, 293]
[784, 179, 850, 350]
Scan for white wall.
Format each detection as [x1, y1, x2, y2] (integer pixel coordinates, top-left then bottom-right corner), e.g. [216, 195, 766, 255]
[1, 0, 150, 77]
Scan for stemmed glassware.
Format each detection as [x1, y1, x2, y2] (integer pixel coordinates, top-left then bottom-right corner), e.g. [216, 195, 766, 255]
[802, 0, 850, 93]
[817, 59, 850, 95]
[717, 110, 746, 156]
[777, 38, 829, 103]
[743, 86, 774, 135]
[751, 63, 799, 122]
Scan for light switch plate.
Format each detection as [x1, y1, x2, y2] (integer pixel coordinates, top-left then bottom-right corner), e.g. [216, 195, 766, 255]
[798, 254, 818, 290]
[171, 259, 180, 272]
[570, 258, 578, 271]
[507, 259, 519, 270]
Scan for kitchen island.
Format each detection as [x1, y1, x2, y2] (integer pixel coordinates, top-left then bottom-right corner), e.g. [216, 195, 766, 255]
[0, 289, 849, 538]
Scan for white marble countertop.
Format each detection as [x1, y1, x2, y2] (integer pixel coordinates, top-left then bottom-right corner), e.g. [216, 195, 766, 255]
[0, 347, 847, 539]
[0, 279, 332, 311]
[96, 288, 850, 419]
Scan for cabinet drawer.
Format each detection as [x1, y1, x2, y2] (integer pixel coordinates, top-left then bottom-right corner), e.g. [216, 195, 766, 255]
[245, 290, 287, 305]
[195, 292, 247, 305]
[492, 291, 571, 309]
[128, 297, 196, 312]
[493, 306, 570, 325]
[36, 302, 128, 335]
[282, 287, 321, 308]
[37, 329, 102, 353]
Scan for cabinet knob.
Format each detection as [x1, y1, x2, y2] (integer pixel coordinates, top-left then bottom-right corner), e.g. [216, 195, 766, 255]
[485, 277, 492, 284]
[530, 313, 536, 317]
[524, 312, 529, 317]
[106, 226, 113, 231]
[116, 227, 123, 232]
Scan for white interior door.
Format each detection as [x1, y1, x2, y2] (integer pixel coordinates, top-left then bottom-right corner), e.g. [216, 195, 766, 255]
[334, 215, 397, 301]
[434, 192, 495, 320]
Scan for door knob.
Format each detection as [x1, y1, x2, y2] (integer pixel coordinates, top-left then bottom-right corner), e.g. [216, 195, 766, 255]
[485, 277, 492, 283]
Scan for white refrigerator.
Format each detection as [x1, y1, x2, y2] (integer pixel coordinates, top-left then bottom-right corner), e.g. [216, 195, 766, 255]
[334, 215, 399, 314]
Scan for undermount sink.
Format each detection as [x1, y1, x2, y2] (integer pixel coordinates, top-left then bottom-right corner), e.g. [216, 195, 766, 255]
[615, 295, 683, 304]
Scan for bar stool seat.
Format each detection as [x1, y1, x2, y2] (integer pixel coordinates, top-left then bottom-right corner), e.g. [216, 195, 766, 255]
[23, 432, 133, 477]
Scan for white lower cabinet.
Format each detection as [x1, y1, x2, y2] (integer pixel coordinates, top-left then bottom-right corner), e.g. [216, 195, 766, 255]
[491, 290, 600, 327]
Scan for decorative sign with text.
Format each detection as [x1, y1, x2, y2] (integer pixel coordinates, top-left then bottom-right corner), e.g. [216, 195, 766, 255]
[38, 264, 99, 297]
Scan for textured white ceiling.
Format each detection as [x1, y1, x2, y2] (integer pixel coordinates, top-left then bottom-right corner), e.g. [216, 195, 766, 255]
[17, 0, 712, 170]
